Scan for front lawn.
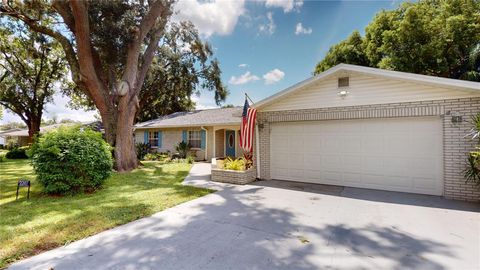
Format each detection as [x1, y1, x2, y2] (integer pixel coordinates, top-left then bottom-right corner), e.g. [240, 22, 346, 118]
[0, 159, 212, 268]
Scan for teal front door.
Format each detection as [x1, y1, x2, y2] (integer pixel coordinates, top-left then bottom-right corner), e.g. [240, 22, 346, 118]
[225, 130, 235, 157]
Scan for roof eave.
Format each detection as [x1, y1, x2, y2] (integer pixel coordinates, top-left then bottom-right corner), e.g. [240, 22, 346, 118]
[134, 121, 241, 130]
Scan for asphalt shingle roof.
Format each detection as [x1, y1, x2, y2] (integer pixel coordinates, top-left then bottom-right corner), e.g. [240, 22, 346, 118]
[135, 107, 242, 129]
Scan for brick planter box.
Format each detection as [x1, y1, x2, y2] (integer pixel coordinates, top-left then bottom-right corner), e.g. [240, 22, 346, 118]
[211, 158, 257, 185]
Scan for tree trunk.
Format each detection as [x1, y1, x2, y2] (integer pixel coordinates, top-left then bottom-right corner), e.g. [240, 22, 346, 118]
[28, 116, 41, 144]
[99, 94, 138, 172]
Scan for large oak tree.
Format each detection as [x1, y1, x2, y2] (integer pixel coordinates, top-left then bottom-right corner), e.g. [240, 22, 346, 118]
[65, 21, 228, 123]
[1, 0, 227, 171]
[0, 22, 66, 141]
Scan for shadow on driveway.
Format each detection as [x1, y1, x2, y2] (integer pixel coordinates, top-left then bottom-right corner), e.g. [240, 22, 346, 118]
[9, 182, 473, 270]
[254, 179, 480, 212]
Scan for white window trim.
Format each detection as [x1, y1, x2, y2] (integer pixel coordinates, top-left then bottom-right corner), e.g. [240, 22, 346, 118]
[149, 131, 159, 148]
[188, 130, 202, 149]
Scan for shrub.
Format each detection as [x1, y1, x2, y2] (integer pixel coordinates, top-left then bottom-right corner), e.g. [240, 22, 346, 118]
[0, 153, 5, 162]
[175, 141, 190, 158]
[186, 155, 195, 164]
[31, 126, 113, 195]
[143, 152, 169, 161]
[223, 157, 246, 171]
[144, 153, 158, 161]
[135, 142, 150, 160]
[5, 146, 29, 159]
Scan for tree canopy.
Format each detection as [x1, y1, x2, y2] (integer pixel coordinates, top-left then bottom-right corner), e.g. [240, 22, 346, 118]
[0, 21, 67, 140]
[314, 0, 480, 81]
[0, 0, 228, 171]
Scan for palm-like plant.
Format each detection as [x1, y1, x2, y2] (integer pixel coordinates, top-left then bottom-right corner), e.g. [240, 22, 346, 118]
[175, 141, 190, 159]
[465, 113, 480, 186]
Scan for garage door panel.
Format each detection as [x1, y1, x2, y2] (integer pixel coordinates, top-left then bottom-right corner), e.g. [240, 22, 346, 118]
[322, 155, 341, 170]
[304, 154, 321, 169]
[384, 176, 412, 188]
[341, 136, 362, 153]
[385, 136, 411, 155]
[270, 117, 443, 196]
[413, 177, 438, 190]
[289, 138, 304, 151]
[362, 136, 384, 154]
[288, 155, 304, 168]
[323, 136, 341, 153]
[362, 156, 384, 173]
[288, 169, 304, 179]
[343, 155, 362, 172]
[343, 172, 361, 185]
[324, 171, 342, 184]
[362, 174, 385, 185]
[304, 170, 323, 181]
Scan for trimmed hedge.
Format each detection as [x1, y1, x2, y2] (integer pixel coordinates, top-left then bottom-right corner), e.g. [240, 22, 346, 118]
[5, 146, 29, 159]
[31, 126, 113, 195]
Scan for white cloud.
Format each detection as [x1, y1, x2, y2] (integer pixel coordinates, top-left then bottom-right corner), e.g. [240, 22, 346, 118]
[173, 0, 245, 37]
[295, 22, 312, 35]
[1, 93, 97, 124]
[259, 12, 276, 35]
[191, 95, 217, 110]
[265, 0, 303, 13]
[263, 69, 285, 85]
[229, 71, 260, 85]
[238, 63, 248, 68]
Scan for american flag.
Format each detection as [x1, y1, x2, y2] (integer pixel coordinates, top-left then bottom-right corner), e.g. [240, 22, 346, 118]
[239, 97, 257, 153]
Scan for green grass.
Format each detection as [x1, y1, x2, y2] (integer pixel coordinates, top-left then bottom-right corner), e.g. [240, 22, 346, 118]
[0, 159, 212, 268]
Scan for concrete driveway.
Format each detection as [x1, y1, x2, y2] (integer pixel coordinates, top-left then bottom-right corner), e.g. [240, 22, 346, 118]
[9, 163, 480, 270]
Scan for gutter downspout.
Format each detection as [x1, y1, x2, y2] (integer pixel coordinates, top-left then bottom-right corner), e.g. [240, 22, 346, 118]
[201, 126, 207, 161]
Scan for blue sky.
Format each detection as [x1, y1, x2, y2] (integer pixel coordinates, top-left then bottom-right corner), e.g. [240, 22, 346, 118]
[1, 0, 403, 124]
[185, 0, 403, 109]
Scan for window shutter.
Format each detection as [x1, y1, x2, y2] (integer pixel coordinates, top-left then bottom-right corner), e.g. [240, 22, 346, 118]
[158, 131, 162, 148]
[144, 131, 148, 144]
[182, 130, 187, 143]
[200, 130, 206, 150]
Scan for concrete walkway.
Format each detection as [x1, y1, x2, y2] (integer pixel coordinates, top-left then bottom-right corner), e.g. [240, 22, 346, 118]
[9, 163, 480, 270]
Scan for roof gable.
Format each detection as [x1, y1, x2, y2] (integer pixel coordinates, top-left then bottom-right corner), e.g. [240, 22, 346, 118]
[255, 64, 480, 110]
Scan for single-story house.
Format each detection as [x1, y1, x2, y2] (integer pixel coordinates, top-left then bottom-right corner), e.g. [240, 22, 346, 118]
[135, 63, 480, 201]
[0, 121, 103, 146]
[134, 107, 245, 161]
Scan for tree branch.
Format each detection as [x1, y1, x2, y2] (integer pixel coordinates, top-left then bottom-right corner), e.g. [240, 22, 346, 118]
[68, 0, 109, 112]
[0, 2, 84, 94]
[135, 22, 167, 97]
[123, 0, 173, 92]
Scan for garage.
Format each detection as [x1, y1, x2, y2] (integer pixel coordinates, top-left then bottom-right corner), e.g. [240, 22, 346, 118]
[255, 64, 480, 200]
[270, 117, 443, 195]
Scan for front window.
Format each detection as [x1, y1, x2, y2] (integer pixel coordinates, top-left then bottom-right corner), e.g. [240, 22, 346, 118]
[188, 130, 201, 149]
[149, 131, 159, 147]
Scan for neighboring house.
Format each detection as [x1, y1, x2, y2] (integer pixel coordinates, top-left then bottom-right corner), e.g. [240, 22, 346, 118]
[134, 107, 244, 161]
[254, 64, 480, 201]
[0, 121, 103, 146]
[0, 128, 22, 146]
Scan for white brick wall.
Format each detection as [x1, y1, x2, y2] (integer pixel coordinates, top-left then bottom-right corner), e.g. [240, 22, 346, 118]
[211, 166, 257, 185]
[258, 97, 480, 201]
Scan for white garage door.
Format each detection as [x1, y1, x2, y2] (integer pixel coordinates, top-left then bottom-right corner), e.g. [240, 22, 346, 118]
[270, 117, 443, 195]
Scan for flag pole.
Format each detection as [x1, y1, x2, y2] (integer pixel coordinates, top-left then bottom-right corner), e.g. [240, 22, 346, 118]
[245, 92, 255, 105]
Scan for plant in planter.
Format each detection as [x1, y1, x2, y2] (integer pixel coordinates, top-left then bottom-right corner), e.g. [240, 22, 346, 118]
[223, 157, 246, 171]
[465, 113, 480, 186]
